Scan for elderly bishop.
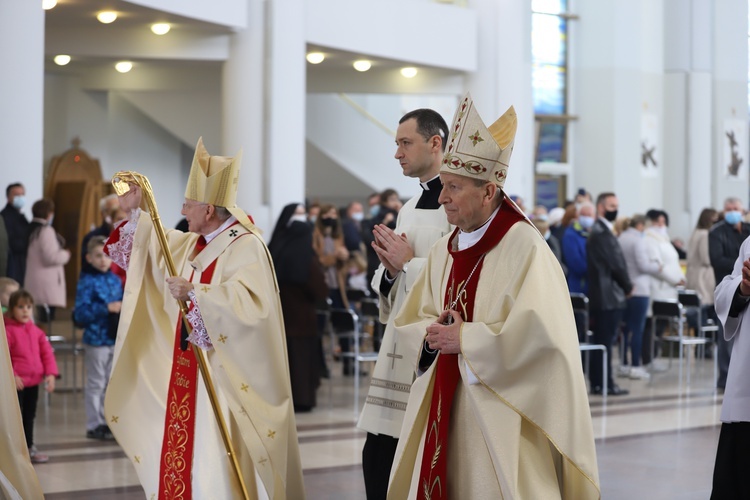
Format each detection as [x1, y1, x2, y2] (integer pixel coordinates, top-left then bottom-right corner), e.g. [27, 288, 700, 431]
[104, 138, 304, 499]
[387, 94, 600, 499]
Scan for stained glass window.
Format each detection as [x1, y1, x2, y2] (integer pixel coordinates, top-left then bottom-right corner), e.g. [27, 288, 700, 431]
[532, 2, 568, 115]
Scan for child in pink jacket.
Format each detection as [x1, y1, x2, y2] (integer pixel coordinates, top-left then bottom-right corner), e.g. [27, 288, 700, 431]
[5, 289, 59, 464]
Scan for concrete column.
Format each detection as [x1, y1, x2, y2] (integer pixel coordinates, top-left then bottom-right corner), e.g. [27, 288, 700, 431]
[0, 1, 44, 216]
[222, 0, 306, 233]
[466, 0, 534, 203]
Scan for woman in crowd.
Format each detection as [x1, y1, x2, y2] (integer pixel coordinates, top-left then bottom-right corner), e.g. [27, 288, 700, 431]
[618, 214, 660, 379]
[642, 209, 686, 365]
[313, 203, 353, 374]
[23, 198, 71, 324]
[269, 203, 328, 412]
[686, 208, 719, 335]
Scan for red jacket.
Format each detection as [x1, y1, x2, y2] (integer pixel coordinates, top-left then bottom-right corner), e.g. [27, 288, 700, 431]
[5, 317, 59, 388]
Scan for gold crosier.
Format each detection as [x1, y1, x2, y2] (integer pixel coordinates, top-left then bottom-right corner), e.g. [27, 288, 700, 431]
[112, 171, 251, 500]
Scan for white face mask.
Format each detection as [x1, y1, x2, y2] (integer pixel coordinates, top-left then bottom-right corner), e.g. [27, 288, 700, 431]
[351, 212, 364, 222]
[289, 214, 307, 225]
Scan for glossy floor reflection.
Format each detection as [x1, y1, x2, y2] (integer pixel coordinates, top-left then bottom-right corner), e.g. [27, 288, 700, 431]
[32, 340, 721, 499]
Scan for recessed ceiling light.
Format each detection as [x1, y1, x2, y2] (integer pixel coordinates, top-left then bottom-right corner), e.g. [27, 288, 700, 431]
[151, 23, 171, 35]
[306, 52, 325, 64]
[353, 60, 371, 72]
[97, 11, 118, 24]
[400, 67, 418, 78]
[115, 61, 133, 73]
[42, 0, 57, 10]
[53, 55, 71, 66]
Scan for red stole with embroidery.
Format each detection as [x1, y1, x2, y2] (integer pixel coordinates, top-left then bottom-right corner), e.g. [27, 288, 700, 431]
[158, 236, 216, 500]
[418, 201, 525, 500]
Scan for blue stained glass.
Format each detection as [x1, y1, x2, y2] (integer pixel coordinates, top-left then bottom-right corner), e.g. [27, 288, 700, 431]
[532, 0, 567, 15]
[533, 64, 565, 115]
[536, 122, 566, 162]
[532, 14, 567, 66]
[535, 177, 562, 210]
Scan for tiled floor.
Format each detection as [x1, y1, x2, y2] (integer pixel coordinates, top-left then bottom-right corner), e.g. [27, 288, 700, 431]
[30, 334, 722, 499]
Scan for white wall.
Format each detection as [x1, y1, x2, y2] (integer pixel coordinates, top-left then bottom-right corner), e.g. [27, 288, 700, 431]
[43, 75, 187, 228]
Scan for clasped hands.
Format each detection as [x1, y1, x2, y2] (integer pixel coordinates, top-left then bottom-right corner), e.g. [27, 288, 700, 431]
[371, 224, 414, 278]
[424, 310, 463, 354]
[741, 258, 750, 296]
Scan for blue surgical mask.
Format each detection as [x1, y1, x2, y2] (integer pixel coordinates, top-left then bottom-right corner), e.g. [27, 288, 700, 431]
[725, 211, 743, 225]
[369, 205, 380, 218]
[11, 195, 24, 210]
[578, 215, 594, 230]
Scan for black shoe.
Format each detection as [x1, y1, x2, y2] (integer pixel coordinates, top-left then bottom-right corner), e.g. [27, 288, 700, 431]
[86, 428, 105, 440]
[99, 424, 114, 440]
[591, 384, 630, 396]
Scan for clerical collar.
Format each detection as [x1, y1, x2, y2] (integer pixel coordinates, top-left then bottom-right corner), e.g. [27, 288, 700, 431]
[598, 216, 613, 232]
[204, 215, 238, 244]
[457, 205, 501, 251]
[420, 174, 441, 191]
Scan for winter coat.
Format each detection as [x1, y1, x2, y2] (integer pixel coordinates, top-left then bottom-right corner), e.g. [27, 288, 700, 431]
[24, 223, 71, 307]
[5, 317, 58, 388]
[686, 228, 716, 305]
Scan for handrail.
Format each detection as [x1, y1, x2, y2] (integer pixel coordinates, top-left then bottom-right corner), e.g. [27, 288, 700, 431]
[337, 93, 396, 138]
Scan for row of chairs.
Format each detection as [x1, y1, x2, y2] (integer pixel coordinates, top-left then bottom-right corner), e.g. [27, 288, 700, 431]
[571, 289, 719, 392]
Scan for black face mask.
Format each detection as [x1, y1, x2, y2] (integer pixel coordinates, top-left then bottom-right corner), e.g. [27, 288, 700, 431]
[322, 217, 337, 228]
[604, 210, 618, 222]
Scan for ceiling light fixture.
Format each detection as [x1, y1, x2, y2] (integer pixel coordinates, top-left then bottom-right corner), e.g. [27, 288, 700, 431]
[353, 60, 372, 72]
[151, 23, 171, 35]
[53, 55, 71, 66]
[400, 67, 418, 78]
[97, 11, 118, 24]
[306, 52, 325, 64]
[115, 61, 133, 73]
[42, 0, 57, 10]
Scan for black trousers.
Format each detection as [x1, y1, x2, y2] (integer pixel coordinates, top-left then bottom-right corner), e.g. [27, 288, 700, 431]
[711, 422, 750, 499]
[589, 308, 623, 389]
[362, 432, 399, 500]
[17, 384, 40, 448]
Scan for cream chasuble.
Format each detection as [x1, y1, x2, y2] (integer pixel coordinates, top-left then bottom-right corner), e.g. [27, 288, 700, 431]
[0, 321, 44, 500]
[358, 195, 451, 437]
[388, 218, 600, 499]
[104, 215, 304, 500]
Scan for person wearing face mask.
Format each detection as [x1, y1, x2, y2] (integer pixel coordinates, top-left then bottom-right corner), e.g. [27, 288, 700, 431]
[269, 203, 328, 412]
[23, 199, 71, 325]
[710, 197, 750, 390]
[586, 192, 633, 396]
[341, 201, 366, 254]
[1, 183, 30, 284]
[81, 194, 120, 273]
[562, 201, 595, 295]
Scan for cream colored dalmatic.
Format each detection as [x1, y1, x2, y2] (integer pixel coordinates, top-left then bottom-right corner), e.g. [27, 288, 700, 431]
[386, 94, 600, 499]
[104, 138, 303, 499]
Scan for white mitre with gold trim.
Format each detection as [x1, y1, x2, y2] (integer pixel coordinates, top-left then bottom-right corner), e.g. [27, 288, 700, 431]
[441, 93, 517, 189]
[185, 137, 259, 234]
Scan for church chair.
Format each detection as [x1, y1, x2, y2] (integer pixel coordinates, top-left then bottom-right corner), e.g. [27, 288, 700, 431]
[359, 297, 383, 350]
[329, 308, 378, 413]
[570, 293, 608, 399]
[649, 299, 712, 387]
[677, 290, 719, 385]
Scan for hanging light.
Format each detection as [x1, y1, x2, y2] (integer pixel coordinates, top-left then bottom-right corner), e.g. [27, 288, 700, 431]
[400, 67, 418, 78]
[115, 61, 133, 73]
[306, 52, 325, 64]
[42, 0, 57, 10]
[97, 11, 118, 24]
[53, 55, 71, 66]
[353, 60, 371, 72]
[151, 23, 171, 35]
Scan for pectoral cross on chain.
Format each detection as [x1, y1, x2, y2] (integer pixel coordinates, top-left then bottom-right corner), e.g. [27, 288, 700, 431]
[387, 342, 403, 369]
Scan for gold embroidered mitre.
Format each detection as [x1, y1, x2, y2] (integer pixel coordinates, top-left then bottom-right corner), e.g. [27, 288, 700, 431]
[185, 137, 242, 207]
[440, 93, 517, 189]
[184, 137, 260, 235]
